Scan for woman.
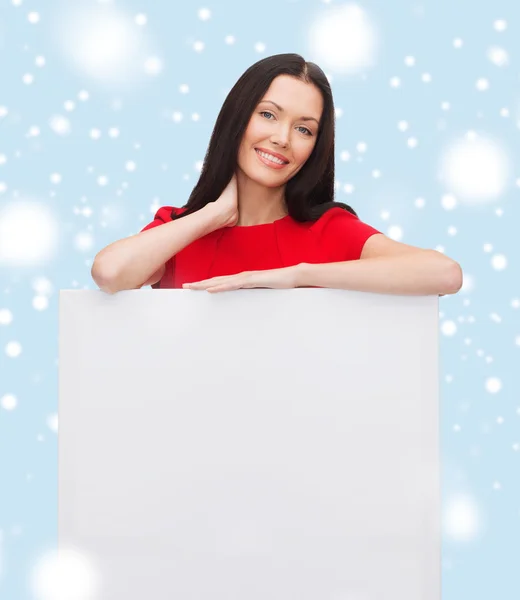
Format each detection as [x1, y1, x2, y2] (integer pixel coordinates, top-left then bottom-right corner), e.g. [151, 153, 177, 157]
[91, 53, 463, 296]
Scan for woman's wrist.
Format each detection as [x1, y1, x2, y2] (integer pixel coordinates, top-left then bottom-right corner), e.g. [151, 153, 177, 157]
[200, 203, 231, 232]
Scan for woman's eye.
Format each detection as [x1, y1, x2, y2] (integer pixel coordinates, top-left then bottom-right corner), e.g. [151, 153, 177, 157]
[259, 111, 312, 136]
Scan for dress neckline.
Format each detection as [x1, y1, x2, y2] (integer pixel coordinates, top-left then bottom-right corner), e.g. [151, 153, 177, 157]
[229, 214, 292, 230]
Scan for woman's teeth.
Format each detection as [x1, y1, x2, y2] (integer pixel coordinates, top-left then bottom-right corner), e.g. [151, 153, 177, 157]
[255, 149, 286, 165]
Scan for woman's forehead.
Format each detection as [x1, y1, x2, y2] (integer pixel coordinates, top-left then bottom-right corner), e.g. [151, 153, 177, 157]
[260, 76, 323, 117]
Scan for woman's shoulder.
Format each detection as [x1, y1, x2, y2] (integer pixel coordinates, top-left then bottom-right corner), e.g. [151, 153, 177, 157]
[307, 205, 382, 261]
[140, 206, 186, 232]
[308, 206, 361, 233]
[151, 205, 186, 222]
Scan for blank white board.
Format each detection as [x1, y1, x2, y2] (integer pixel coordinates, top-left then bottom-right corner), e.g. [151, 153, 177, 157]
[59, 289, 440, 600]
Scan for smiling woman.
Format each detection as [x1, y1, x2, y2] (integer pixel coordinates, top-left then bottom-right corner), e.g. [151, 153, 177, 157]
[155, 53, 353, 228]
[91, 52, 462, 296]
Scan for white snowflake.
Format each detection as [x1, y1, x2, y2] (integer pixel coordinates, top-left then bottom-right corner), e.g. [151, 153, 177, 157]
[1, 394, 17, 410]
[485, 377, 502, 394]
[491, 254, 507, 270]
[198, 8, 211, 21]
[493, 19, 507, 32]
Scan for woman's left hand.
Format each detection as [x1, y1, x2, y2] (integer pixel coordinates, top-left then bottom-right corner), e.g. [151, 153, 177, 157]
[182, 266, 301, 293]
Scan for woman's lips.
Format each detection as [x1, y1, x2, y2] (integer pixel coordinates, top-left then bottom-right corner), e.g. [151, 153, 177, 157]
[255, 149, 289, 170]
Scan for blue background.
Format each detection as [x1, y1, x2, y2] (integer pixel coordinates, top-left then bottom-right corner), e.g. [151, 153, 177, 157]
[0, 0, 519, 598]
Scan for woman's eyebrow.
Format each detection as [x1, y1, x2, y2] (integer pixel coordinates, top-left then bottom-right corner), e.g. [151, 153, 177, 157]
[259, 100, 320, 125]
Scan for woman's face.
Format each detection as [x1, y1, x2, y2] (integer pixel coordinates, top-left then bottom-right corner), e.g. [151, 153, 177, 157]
[236, 75, 324, 187]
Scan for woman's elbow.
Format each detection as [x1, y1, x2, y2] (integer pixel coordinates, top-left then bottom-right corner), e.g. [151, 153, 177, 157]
[91, 261, 121, 294]
[444, 261, 464, 295]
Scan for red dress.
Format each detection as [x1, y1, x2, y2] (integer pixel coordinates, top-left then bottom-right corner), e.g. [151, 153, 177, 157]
[140, 206, 382, 289]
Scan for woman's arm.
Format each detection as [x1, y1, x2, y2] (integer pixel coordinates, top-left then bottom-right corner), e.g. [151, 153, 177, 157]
[297, 232, 463, 296]
[137, 264, 166, 289]
[297, 250, 462, 296]
[91, 205, 224, 294]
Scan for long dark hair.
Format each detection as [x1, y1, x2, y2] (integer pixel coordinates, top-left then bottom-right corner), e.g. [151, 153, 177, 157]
[171, 52, 357, 224]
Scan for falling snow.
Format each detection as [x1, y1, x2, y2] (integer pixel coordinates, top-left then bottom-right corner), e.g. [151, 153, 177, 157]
[0, 3, 518, 598]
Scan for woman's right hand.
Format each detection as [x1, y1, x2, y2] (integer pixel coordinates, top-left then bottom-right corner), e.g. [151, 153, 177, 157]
[212, 173, 239, 228]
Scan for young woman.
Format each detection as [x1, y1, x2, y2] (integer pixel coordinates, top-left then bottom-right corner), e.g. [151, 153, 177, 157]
[91, 53, 462, 296]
